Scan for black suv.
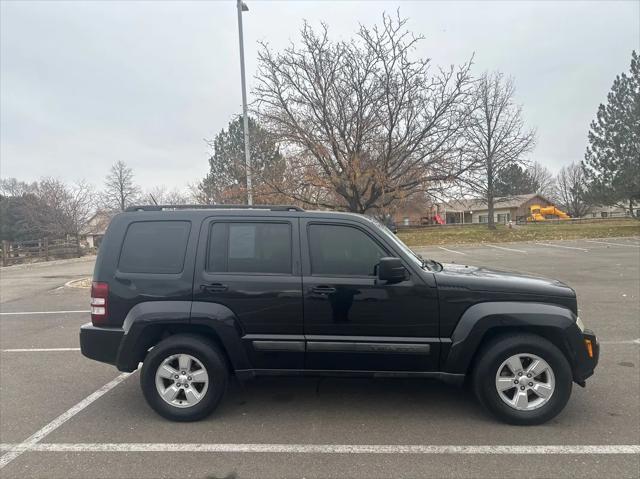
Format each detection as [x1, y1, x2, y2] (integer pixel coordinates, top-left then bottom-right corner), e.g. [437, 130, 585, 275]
[80, 205, 598, 425]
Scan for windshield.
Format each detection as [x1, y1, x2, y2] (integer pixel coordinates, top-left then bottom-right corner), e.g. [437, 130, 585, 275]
[365, 217, 441, 271]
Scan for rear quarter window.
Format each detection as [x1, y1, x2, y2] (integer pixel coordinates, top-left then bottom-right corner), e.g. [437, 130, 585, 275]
[118, 221, 191, 274]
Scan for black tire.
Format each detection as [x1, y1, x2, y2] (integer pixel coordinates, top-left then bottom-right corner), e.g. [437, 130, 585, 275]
[140, 334, 228, 422]
[472, 333, 572, 426]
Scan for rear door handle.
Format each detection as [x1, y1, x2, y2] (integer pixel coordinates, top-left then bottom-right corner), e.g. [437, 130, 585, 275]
[312, 286, 336, 295]
[201, 283, 228, 293]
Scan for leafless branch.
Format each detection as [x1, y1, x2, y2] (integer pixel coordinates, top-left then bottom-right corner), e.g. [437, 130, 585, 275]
[254, 13, 477, 213]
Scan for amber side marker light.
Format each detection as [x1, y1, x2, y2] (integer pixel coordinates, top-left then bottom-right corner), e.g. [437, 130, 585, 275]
[584, 338, 594, 358]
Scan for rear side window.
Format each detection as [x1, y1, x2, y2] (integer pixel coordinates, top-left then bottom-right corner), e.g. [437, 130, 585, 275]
[207, 222, 292, 274]
[119, 221, 191, 274]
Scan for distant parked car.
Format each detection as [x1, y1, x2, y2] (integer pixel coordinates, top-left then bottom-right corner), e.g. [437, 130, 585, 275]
[374, 214, 397, 234]
[80, 204, 598, 425]
[384, 218, 398, 234]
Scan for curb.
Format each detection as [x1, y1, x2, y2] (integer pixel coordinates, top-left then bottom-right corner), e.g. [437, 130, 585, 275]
[0, 255, 97, 271]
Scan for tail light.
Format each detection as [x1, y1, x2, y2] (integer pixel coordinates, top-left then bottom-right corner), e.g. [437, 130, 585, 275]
[91, 282, 109, 326]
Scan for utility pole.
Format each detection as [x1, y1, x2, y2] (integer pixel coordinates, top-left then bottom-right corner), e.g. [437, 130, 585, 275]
[236, 0, 253, 205]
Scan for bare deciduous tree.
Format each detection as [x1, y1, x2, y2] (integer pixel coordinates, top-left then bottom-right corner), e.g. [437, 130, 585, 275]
[102, 161, 141, 211]
[0, 178, 36, 197]
[529, 162, 556, 199]
[188, 181, 215, 205]
[463, 72, 536, 229]
[65, 180, 96, 239]
[145, 185, 190, 206]
[27, 178, 73, 238]
[15, 178, 95, 240]
[556, 162, 591, 218]
[254, 13, 476, 213]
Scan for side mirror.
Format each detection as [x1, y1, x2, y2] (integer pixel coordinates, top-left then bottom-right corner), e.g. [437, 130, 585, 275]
[377, 257, 407, 283]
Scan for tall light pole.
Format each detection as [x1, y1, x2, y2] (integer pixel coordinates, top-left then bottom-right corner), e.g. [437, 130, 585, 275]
[236, 0, 253, 205]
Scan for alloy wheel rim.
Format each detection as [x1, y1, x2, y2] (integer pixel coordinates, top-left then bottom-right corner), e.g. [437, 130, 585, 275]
[495, 353, 555, 411]
[155, 354, 209, 408]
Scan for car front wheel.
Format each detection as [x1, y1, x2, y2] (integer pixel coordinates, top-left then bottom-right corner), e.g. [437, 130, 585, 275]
[140, 334, 228, 421]
[473, 333, 573, 425]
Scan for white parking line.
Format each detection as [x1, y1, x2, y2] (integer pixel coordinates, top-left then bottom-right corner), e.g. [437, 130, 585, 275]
[2, 348, 81, 352]
[0, 310, 89, 316]
[535, 243, 589, 252]
[585, 240, 640, 248]
[0, 372, 130, 469]
[600, 339, 640, 345]
[485, 244, 527, 254]
[0, 443, 637, 455]
[438, 246, 466, 255]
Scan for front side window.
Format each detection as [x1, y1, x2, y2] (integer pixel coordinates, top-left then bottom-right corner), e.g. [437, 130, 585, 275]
[119, 221, 191, 274]
[207, 222, 292, 274]
[308, 224, 386, 276]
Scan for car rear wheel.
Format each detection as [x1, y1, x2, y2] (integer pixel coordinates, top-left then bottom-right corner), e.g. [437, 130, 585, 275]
[473, 333, 572, 425]
[140, 334, 228, 421]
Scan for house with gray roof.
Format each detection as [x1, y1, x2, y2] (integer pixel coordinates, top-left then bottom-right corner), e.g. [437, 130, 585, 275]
[440, 194, 554, 224]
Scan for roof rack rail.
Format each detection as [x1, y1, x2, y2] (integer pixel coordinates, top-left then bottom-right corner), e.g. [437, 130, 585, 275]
[124, 204, 305, 212]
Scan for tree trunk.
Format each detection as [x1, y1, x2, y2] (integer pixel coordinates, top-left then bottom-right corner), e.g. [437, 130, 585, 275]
[487, 169, 496, 230]
[630, 199, 639, 220]
[487, 195, 496, 230]
[2, 240, 8, 267]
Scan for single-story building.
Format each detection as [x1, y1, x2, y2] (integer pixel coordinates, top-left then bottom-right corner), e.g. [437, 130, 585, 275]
[440, 194, 555, 224]
[81, 211, 114, 248]
[391, 197, 435, 226]
[583, 205, 636, 218]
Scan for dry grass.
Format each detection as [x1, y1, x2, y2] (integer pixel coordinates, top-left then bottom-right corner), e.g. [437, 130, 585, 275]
[397, 219, 640, 247]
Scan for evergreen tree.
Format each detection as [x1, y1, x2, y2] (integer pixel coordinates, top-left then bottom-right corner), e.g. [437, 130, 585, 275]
[198, 115, 285, 204]
[494, 164, 538, 197]
[583, 51, 640, 218]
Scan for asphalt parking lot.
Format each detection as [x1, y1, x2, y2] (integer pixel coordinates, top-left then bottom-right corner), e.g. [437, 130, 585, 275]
[0, 237, 638, 478]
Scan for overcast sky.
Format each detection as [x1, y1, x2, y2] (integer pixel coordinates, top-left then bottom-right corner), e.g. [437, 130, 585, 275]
[1, 0, 638, 192]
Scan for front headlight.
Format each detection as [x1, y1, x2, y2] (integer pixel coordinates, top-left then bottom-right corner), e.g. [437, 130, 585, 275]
[576, 316, 585, 332]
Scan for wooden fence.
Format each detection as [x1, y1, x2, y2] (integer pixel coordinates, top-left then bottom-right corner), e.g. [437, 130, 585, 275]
[1, 238, 82, 266]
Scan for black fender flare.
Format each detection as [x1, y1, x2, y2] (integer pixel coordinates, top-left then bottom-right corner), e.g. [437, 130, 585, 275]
[116, 301, 191, 371]
[442, 301, 579, 374]
[189, 301, 251, 371]
[115, 301, 250, 372]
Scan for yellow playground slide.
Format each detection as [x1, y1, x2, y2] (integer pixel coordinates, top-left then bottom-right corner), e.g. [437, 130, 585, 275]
[527, 204, 571, 221]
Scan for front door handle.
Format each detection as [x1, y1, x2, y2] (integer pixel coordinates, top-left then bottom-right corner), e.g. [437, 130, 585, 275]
[201, 283, 228, 293]
[312, 285, 337, 295]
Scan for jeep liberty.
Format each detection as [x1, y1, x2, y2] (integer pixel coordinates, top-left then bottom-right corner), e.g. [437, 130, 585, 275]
[80, 205, 599, 425]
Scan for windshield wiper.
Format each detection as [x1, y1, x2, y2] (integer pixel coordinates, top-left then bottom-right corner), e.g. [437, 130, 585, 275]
[417, 254, 442, 272]
[429, 259, 443, 272]
[416, 254, 431, 271]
